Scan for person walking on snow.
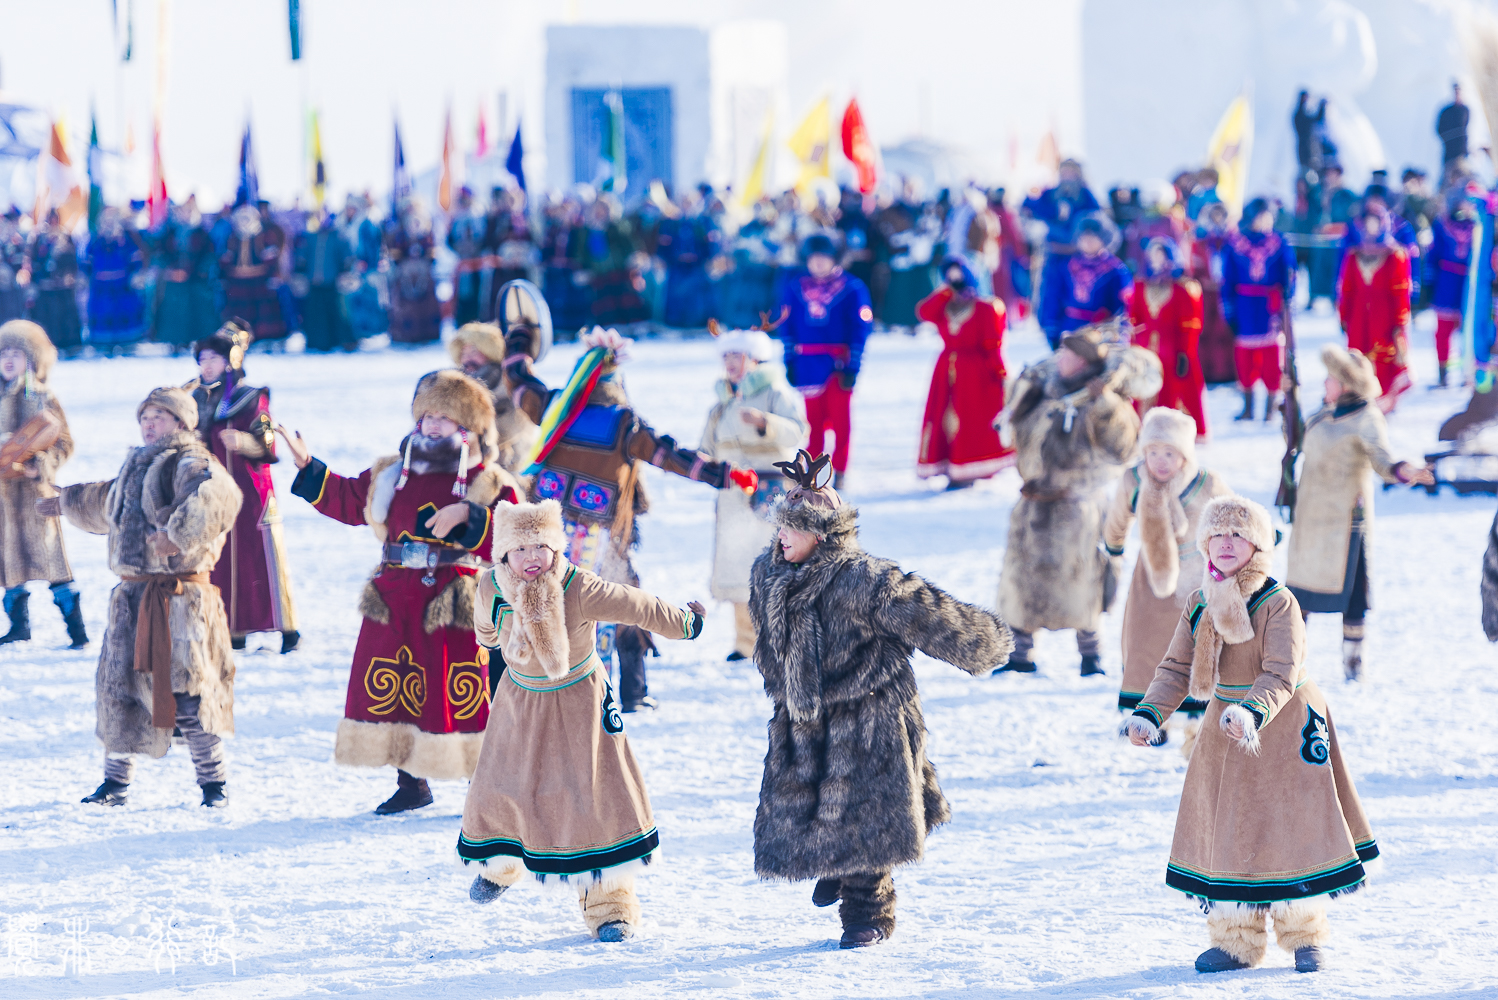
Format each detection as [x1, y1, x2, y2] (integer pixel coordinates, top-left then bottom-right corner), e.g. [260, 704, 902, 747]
[1221, 198, 1296, 422]
[1103, 407, 1231, 744]
[1126, 495, 1379, 974]
[698, 327, 808, 662]
[1286, 346, 1433, 681]
[994, 323, 1162, 676]
[775, 234, 873, 489]
[47, 387, 243, 808]
[748, 450, 1013, 949]
[459, 499, 707, 942]
[0, 320, 89, 648]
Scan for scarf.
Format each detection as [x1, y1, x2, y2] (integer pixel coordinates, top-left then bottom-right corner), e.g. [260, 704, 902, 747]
[1137, 466, 1194, 599]
[1187, 556, 1268, 702]
[495, 561, 571, 679]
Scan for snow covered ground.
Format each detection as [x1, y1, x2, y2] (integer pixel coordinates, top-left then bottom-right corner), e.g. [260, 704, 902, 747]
[2, 309, 1495, 999]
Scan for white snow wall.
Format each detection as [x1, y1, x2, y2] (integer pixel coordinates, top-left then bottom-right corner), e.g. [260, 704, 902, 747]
[1081, 0, 1495, 197]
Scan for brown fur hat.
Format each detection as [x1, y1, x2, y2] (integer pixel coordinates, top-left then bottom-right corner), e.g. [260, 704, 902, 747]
[137, 386, 199, 429]
[1196, 494, 1275, 569]
[447, 322, 506, 368]
[493, 499, 566, 559]
[413, 368, 496, 438]
[1321, 344, 1381, 402]
[1139, 407, 1197, 464]
[0, 319, 58, 381]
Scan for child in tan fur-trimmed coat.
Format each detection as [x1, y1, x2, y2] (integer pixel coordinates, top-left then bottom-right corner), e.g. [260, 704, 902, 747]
[458, 498, 706, 942]
[1126, 495, 1378, 975]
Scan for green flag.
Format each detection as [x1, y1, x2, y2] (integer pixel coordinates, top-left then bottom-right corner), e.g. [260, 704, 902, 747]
[601, 91, 626, 194]
[88, 113, 104, 233]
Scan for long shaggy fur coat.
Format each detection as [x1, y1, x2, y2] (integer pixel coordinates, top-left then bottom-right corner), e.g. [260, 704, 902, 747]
[0, 374, 75, 587]
[748, 500, 1014, 881]
[60, 430, 243, 757]
[996, 345, 1161, 632]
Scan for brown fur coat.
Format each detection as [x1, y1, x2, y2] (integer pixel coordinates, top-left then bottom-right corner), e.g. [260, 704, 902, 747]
[748, 500, 1013, 880]
[59, 430, 243, 756]
[0, 375, 75, 587]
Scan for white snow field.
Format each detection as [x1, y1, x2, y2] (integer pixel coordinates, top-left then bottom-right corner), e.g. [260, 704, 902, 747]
[2, 310, 1494, 1000]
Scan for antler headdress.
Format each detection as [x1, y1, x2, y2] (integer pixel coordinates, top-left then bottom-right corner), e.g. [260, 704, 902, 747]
[773, 449, 841, 511]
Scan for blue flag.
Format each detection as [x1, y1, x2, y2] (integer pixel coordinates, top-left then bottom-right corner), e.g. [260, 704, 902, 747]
[392, 120, 412, 213]
[235, 123, 258, 207]
[505, 120, 525, 192]
[289, 0, 302, 61]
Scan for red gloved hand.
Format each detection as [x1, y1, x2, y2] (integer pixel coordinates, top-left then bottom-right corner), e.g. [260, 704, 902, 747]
[729, 467, 759, 494]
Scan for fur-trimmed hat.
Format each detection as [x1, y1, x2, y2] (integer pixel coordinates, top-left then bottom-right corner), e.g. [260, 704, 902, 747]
[493, 499, 566, 558]
[769, 450, 851, 538]
[193, 319, 253, 372]
[1321, 344, 1381, 402]
[447, 322, 506, 368]
[1196, 494, 1275, 563]
[412, 369, 496, 439]
[0, 319, 58, 381]
[137, 386, 198, 430]
[1060, 322, 1115, 365]
[1139, 407, 1197, 462]
[717, 328, 776, 362]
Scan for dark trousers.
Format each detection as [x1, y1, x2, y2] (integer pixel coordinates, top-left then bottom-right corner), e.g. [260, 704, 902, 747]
[616, 625, 650, 706]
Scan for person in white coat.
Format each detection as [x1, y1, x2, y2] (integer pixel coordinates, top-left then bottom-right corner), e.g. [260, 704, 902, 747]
[699, 329, 809, 660]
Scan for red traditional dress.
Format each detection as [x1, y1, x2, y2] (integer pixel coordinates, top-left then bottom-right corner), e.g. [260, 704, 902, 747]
[190, 377, 297, 636]
[1338, 248, 1413, 411]
[1128, 277, 1208, 439]
[915, 288, 1012, 482]
[291, 454, 515, 779]
[1187, 232, 1235, 384]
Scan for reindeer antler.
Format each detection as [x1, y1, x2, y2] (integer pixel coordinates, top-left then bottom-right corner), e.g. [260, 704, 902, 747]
[772, 449, 832, 489]
[707, 318, 723, 338]
[756, 306, 791, 333]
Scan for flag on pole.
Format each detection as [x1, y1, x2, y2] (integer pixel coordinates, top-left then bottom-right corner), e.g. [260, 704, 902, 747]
[88, 113, 104, 233]
[288, 0, 302, 61]
[1207, 92, 1254, 221]
[600, 92, 626, 194]
[147, 121, 168, 228]
[476, 106, 489, 158]
[1036, 130, 1060, 175]
[36, 120, 88, 231]
[392, 120, 411, 213]
[112, 0, 134, 61]
[235, 122, 258, 207]
[438, 106, 455, 212]
[309, 110, 326, 212]
[736, 109, 773, 210]
[506, 120, 526, 191]
[840, 98, 878, 194]
[788, 97, 830, 199]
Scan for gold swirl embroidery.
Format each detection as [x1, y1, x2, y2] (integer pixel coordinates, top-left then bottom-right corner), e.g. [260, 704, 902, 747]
[363, 646, 427, 717]
[447, 660, 488, 721]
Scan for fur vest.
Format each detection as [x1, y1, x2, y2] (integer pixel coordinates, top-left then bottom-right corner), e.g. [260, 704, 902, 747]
[0, 375, 74, 587]
[748, 503, 1013, 880]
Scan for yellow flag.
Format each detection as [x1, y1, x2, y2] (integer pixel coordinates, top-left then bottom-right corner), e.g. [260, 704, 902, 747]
[309, 110, 326, 212]
[1208, 93, 1254, 221]
[788, 97, 830, 198]
[737, 108, 774, 211]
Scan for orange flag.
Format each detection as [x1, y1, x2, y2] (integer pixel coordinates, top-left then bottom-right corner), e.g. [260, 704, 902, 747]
[438, 107, 455, 212]
[840, 98, 878, 194]
[36, 121, 87, 230]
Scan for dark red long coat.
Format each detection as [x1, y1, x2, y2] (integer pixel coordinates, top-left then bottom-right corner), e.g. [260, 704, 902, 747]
[193, 380, 297, 635]
[1339, 248, 1413, 407]
[915, 289, 1013, 481]
[1129, 278, 1208, 439]
[1187, 234, 1236, 384]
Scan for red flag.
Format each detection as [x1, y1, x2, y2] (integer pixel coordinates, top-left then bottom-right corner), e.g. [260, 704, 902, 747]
[147, 123, 169, 228]
[476, 106, 489, 158]
[840, 98, 878, 194]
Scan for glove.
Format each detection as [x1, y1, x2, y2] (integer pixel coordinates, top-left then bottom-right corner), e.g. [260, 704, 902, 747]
[728, 467, 759, 494]
[1175, 352, 1190, 379]
[837, 370, 857, 391]
[34, 496, 61, 518]
[503, 327, 534, 360]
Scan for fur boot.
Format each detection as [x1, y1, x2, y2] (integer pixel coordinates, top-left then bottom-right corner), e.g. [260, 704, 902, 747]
[1206, 907, 1268, 967]
[580, 878, 641, 938]
[838, 871, 897, 944]
[1271, 902, 1331, 953]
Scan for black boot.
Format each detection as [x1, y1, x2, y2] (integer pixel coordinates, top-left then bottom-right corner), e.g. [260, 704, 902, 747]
[1295, 946, 1325, 973]
[1233, 389, 1254, 421]
[992, 658, 1036, 675]
[597, 920, 635, 942]
[469, 875, 508, 904]
[1194, 947, 1251, 973]
[812, 878, 842, 907]
[201, 782, 228, 808]
[1079, 654, 1105, 677]
[61, 603, 89, 649]
[81, 778, 128, 806]
[280, 630, 300, 654]
[0, 590, 30, 644]
[374, 769, 433, 814]
[1263, 392, 1280, 422]
[230, 634, 247, 651]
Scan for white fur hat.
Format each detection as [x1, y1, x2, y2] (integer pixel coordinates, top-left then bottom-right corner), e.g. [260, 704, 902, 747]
[493, 499, 566, 558]
[718, 328, 777, 362]
[1139, 407, 1197, 461]
[1196, 494, 1276, 557]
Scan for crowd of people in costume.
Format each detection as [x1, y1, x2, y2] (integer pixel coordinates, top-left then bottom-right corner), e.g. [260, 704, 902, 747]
[2, 83, 1493, 976]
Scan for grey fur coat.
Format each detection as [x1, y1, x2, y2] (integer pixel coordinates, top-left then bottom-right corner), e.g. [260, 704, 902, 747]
[60, 430, 243, 756]
[748, 500, 1013, 881]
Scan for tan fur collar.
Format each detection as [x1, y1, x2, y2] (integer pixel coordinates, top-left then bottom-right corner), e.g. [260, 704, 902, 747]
[494, 558, 571, 679]
[1187, 550, 1271, 700]
[1136, 465, 1195, 599]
